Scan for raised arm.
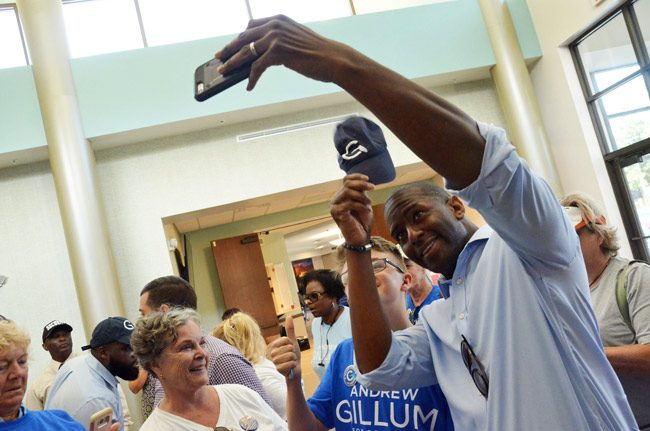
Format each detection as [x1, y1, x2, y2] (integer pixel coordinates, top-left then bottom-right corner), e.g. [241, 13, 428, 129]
[328, 174, 391, 373]
[269, 316, 328, 431]
[216, 15, 485, 190]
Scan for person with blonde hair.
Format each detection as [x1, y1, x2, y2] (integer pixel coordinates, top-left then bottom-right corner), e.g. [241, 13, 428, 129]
[132, 308, 286, 431]
[0, 319, 92, 430]
[212, 312, 287, 419]
[561, 192, 650, 428]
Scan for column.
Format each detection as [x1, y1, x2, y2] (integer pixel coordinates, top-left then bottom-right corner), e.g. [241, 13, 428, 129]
[478, 0, 562, 195]
[17, 0, 124, 335]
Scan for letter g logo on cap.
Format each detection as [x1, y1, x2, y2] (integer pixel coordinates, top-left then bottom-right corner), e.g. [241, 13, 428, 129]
[341, 140, 368, 161]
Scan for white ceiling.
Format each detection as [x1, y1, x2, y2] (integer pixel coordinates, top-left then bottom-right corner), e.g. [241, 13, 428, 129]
[166, 161, 438, 257]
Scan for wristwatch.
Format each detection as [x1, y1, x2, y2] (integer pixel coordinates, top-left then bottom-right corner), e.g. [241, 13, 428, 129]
[342, 239, 374, 252]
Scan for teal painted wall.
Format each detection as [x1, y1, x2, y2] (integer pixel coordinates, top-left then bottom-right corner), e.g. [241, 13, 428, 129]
[0, 67, 46, 152]
[0, 0, 541, 155]
[506, 0, 542, 56]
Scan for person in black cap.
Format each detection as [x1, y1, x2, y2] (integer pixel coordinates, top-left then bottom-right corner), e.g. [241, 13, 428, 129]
[45, 317, 139, 431]
[24, 320, 77, 410]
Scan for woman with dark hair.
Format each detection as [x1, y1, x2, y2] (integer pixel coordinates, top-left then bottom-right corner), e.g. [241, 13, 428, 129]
[300, 270, 350, 378]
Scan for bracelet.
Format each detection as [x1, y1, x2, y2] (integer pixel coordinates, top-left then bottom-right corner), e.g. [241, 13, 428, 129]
[342, 239, 374, 252]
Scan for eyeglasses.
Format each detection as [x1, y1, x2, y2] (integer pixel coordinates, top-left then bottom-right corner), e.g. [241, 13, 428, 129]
[303, 291, 326, 303]
[340, 258, 404, 285]
[460, 334, 489, 398]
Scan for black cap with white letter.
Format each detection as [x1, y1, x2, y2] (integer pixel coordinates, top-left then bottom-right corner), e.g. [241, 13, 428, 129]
[334, 116, 396, 185]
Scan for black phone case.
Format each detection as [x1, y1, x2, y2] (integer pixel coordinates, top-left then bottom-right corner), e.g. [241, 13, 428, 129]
[194, 58, 252, 102]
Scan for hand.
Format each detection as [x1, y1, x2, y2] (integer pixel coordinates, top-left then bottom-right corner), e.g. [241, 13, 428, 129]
[215, 15, 353, 91]
[110, 423, 120, 431]
[269, 316, 301, 380]
[330, 174, 375, 246]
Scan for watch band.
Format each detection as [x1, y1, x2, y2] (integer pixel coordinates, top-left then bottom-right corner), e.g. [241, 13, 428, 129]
[342, 239, 374, 252]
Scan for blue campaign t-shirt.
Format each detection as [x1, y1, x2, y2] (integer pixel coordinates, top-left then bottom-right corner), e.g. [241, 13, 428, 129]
[406, 286, 442, 325]
[308, 339, 454, 431]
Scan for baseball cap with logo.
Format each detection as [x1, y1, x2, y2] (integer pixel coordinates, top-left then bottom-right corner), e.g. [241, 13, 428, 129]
[334, 116, 396, 185]
[81, 317, 134, 351]
[42, 320, 73, 343]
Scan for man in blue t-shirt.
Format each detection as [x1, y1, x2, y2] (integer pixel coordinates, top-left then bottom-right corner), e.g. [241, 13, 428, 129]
[403, 258, 442, 325]
[269, 237, 453, 431]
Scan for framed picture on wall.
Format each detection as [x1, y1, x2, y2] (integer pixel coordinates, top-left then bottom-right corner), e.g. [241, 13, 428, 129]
[291, 257, 315, 289]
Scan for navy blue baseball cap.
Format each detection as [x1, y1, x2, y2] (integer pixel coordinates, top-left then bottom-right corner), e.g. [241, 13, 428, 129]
[81, 317, 134, 350]
[334, 116, 396, 185]
[42, 320, 73, 343]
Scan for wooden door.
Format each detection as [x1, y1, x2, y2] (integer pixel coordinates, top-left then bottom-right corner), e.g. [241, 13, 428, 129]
[211, 234, 279, 339]
[371, 203, 393, 242]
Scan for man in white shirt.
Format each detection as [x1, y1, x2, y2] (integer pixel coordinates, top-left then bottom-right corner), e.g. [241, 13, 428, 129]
[25, 320, 76, 410]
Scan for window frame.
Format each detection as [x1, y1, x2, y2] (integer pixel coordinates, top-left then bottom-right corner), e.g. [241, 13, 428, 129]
[0, 3, 29, 66]
[570, 0, 650, 260]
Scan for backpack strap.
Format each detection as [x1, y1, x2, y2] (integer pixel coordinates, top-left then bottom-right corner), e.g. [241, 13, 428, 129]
[615, 260, 643, 334]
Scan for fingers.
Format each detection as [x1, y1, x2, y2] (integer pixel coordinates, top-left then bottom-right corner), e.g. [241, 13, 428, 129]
[285, 315, 296, 341]
[215, 24, 267, 68]
[331, 175, 375, 208]
[269, 337, 299, 378]
[342, 174, 376, 193]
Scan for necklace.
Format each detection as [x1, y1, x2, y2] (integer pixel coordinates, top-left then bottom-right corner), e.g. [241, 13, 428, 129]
[318, 305, 342, 367]
[589, 258, 611, 288]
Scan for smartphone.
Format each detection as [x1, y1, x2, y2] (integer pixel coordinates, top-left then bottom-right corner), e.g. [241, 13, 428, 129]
[194, 57, 252, 102]
[89, 407, 113, 431]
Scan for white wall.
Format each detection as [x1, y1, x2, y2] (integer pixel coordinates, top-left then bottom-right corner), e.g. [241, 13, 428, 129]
[0, 162, 87, 379]
[525, 0, 633, 257]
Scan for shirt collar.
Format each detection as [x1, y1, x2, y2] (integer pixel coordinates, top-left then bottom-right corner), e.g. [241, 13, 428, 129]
[0, 404, 26, 422]
[87, 353, 118, 388]
[438, 225, 493, 298]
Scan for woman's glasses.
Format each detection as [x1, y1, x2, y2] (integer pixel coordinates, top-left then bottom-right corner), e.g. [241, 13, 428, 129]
[303, 291, 326, 303]
[340, 258, 404, 285]
[460, 334, 489, 398]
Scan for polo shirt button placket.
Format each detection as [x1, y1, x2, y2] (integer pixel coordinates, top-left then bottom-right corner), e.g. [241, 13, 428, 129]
[454, 275, 469, 333]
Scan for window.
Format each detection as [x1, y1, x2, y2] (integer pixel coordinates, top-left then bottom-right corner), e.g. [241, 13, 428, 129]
[0, 4, 28, 69]
[62, 0, 144, 58]
[248, 0, 352, 23]
[571, 0, 650, 260]
[138, 0, 250, 47]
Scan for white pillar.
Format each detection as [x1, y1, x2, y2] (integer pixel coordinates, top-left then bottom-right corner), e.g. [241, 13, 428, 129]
[478, 0, 562, 195]
[17, 0, 124, 335]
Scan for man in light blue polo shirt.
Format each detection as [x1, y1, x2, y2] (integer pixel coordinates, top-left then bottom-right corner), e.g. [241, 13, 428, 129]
[339, 122, 640, 430]
[46, 317, 139, 431]
[219, 15, 637, 430]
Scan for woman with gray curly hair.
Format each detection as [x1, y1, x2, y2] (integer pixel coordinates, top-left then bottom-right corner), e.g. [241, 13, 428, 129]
[131, 308, 287, 431]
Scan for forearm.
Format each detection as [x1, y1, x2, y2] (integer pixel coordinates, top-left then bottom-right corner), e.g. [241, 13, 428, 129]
[332, 45, 484, 189]
[604, 344, 650, 375]
[346, 250, 392, 373]
[286, 378, 326, 431]
[127, 368, 148, 394]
